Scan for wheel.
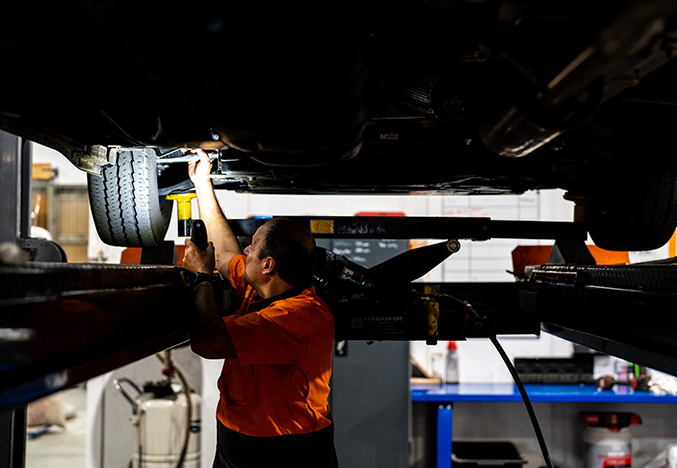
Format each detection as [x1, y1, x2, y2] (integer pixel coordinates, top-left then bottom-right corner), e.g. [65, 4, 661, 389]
[88, 149, 173, 247]
[587, 165, 677, 251]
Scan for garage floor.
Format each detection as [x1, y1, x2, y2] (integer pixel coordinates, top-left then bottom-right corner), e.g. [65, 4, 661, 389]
[25, 385, 87, 468]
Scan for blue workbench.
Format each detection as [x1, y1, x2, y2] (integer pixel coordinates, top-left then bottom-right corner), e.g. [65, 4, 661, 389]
[411, 383, 677, 468]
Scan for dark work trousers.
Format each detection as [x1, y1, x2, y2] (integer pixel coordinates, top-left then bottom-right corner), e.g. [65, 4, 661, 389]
[213, 419, 340, 468]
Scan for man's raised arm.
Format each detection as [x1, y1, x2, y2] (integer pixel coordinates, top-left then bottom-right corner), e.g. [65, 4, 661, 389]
[188, 149, 242, 279]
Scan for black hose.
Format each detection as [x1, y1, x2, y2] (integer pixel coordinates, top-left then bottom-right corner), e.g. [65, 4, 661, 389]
[487, 334, 554, 468]
[432, 294, 555, 468]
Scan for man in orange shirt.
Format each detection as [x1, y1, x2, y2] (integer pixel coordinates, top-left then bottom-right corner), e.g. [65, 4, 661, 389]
[183, 150, 338, 468]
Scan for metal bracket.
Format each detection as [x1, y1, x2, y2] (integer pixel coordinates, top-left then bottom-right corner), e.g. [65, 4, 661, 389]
[19, 238, 67, 263]
[67, 145, 117, 176]
[548, 239, 596, 265]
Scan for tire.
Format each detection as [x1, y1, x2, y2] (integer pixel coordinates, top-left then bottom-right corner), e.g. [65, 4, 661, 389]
[587, 165, 677, 251]
[88, 150, 173, 247]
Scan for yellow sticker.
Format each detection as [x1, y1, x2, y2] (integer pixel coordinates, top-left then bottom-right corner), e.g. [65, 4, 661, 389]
[310, 220, 335, 234]
[424, 285, 440, 338]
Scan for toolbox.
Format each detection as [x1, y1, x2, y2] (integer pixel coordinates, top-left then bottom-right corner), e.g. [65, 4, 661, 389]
[514, 354, 596, 385]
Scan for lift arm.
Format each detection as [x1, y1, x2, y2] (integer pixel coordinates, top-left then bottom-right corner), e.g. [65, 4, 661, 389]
[0, 263, 191, 409]
[524, 261, 677, 376]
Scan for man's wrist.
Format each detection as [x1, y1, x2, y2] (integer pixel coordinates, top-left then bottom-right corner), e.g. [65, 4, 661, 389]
[193, 272, 214, 288]
[193, 179, 213, 192]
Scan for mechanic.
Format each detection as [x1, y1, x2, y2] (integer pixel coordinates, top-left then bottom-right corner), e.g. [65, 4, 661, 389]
[182, 149, 339, 468]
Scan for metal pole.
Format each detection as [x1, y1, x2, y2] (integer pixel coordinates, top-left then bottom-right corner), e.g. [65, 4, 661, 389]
[0, 130, 24, 243]
[0, 407, 27, 468]
[0, 130, 28, 467]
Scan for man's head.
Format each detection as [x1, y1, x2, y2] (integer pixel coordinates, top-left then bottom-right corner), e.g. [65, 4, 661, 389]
[243, 218, 316, 288]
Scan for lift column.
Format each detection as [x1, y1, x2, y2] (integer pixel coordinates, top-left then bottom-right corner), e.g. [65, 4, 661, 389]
[0, 130, 32, 468]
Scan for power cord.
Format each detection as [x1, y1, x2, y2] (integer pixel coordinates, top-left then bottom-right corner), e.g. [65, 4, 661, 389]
[432, 293, 555, 468]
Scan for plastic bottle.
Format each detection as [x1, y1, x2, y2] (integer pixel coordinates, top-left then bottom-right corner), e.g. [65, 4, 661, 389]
[445, 341, 459, 384]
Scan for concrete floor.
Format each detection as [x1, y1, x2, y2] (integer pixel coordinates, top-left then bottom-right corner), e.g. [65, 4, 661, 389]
[25, 385, 87, 468]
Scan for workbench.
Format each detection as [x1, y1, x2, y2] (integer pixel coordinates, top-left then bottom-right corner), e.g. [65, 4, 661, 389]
[411, 383, 677, 468]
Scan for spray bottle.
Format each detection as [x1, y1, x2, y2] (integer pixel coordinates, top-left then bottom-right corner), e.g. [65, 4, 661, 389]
[445, 341, 459, 384]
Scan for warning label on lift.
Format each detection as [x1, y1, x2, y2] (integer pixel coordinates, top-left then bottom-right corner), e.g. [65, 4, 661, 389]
[350, 316, 405, 335]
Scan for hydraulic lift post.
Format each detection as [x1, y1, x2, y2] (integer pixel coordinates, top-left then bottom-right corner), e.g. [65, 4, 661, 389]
[0, 130, 30, 468]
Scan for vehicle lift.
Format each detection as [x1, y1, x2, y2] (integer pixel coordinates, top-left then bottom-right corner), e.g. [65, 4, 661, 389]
[2, 130, 677, 466]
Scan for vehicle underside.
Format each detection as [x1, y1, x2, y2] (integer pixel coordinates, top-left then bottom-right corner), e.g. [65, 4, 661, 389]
[2, 0, 677, 250]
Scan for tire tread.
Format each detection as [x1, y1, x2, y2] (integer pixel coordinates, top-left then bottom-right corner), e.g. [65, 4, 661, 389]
[88, 150, 172, 247]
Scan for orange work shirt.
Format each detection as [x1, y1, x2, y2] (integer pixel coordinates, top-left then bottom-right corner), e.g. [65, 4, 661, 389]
[216, 254, 335, 437]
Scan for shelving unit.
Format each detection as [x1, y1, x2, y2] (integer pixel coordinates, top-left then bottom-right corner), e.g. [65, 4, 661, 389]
[411, 383, 677, 468]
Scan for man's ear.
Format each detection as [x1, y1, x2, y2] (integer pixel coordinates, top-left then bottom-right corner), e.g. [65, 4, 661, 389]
[262, 256, 275, 275]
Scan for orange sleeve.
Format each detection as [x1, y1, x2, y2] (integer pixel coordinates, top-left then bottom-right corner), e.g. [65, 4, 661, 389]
[227, 254, 248, 302]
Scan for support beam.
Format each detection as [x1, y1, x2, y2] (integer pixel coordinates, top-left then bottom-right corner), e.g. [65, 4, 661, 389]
[228, 217, 587, 241]
[331, 282, 538, 342]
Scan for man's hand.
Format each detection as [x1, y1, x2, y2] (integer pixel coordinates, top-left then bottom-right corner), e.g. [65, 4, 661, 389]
[184, 238, 216, 275]
[188, 149, 213, 189]
[185, 236, 238, 359]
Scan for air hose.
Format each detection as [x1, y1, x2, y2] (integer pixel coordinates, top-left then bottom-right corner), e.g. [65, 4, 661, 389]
[431, 293, 555, 468]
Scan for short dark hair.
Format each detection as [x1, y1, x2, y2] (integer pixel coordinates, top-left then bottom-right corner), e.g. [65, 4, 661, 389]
[258, 218, 315, 286]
